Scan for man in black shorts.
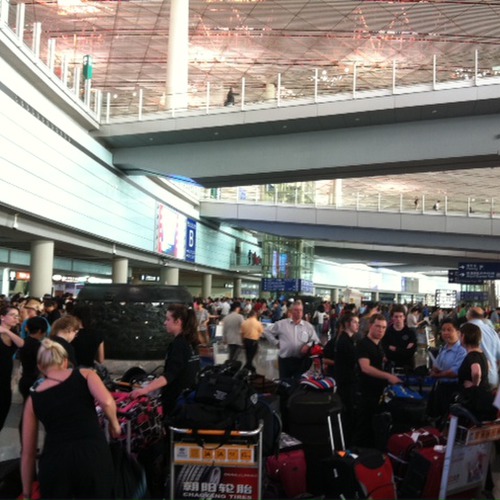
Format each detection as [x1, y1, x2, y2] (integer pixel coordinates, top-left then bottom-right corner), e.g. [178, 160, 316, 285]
[353, 313, 402, 447]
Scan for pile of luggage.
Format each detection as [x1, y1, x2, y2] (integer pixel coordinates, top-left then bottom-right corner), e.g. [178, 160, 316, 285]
[98, 358, 493, 500]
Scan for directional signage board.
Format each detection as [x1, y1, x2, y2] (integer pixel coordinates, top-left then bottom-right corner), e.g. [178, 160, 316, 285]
[459, 291, 489, 303]
[458, 263, 500, 280]
[435, 289, 457, 309]
[448, 270, 484, 285]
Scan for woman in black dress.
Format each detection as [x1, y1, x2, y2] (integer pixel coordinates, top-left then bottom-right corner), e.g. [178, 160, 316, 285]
[458, 322, 497, 421]
[0, 306, 24, 432]
[130, 303, 200, 415]
[21, 338, 121, 499]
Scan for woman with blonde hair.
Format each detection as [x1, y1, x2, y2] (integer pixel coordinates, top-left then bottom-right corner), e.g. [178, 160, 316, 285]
[21, 338, 121, 499]
[49, 314, 81, 367]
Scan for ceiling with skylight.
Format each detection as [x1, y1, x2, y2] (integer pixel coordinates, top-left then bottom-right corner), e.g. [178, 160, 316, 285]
[13, 0, 500, 114]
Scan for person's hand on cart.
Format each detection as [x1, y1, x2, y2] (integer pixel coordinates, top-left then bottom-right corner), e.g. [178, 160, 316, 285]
[109, 420, 122, 439]
[129, 387, 147, 400]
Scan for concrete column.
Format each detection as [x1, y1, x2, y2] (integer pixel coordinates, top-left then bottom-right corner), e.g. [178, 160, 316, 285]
[1, 268, 10, 297]
[331, 288, 339, 304]
[160, 267, 169, 285]
[233, 278, 242, 298]
[165, 0, 189, 110]
[160, 267, 179, 285]
[264, 83, 276, 101]
[112, 258, 128, 284]
[374, 291, 380, 302]
[202, 274, 212, 299]
[333, 179, 343, 207]
[30, 240, 54, 298]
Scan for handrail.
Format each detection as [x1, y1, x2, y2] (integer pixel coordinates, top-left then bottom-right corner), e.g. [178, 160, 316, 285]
[2, 9, 500, 127]
[201, 186, 498, 220]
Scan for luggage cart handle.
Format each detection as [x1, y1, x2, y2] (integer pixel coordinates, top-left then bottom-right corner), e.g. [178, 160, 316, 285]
[449, 403, 482, 427]
[169, 422, 264, 437]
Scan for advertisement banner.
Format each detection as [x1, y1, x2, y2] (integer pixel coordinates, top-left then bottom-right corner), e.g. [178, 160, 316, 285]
[172, 442, 259, 499]
[156, 203, 193, 261]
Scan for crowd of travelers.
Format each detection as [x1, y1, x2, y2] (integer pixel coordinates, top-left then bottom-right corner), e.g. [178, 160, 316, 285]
[1, 291, 500, 498]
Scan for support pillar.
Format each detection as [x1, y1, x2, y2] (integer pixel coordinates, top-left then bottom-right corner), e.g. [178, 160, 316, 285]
[202, 274, 212, 299]
[333, 179, 343, 208]
[374, 291, 380, 302]
[161, 267, 179, 285]
[264, 83, 276, 101]
[30, 240, 54, 298]
[165, 0, 189, 110]
[331, 288, 339, 304]
[1, 268, 10, 297]
[112, 258, 128, 284]
[233, 278, 242, 298]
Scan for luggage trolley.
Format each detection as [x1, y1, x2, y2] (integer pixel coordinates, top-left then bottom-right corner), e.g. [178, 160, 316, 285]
[439, 404, 500, 499]
[169, 423, 264, 500]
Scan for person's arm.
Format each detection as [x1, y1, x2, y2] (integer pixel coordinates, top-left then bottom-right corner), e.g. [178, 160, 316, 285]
[21, 397, 38, 500]
[432, 347, 466, 378]
[81, 369, 121, 438]
[0, 327, 24, 348]
[130, 375, 167, 399]
[263, 323, 279, 345]
[358, 358, 402, 385]
[464, 363, 482, 388]
[96, 341, 105, 364]
[431, 367, 458, 379]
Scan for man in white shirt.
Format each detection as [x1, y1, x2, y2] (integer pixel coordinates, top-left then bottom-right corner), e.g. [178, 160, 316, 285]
[264, 300, 319, 378]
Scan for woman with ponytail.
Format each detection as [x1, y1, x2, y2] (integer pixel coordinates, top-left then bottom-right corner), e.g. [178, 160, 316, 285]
[130, 303, 201, 415]
[21, 338, 121, 500]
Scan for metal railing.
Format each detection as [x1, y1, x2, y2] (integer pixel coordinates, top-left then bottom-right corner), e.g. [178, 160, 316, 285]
[202, 183, 498, 219]
[3, 2, 500, 126]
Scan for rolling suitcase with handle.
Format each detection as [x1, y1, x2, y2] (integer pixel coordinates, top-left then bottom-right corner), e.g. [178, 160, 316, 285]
[287, 384, 343, 493]
[321, 412, 397, 499]
[266, 433, 308, 499]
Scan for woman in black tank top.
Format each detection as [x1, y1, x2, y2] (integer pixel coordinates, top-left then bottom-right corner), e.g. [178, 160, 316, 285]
[21, 338, 121, 499]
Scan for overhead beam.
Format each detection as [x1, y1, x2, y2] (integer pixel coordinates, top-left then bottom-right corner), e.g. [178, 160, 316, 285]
[113, 113, 500, 187]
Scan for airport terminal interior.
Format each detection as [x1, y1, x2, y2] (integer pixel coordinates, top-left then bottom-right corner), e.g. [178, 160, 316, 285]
[3, 0, 500, 498]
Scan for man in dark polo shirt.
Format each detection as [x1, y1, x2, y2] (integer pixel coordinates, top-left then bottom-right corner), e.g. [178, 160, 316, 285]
[353, 313, 402, 447]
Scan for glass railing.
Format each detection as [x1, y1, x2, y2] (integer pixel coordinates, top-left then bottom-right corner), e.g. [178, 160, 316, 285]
[3, 5, 500, 126]
[201, 183, 497, 219]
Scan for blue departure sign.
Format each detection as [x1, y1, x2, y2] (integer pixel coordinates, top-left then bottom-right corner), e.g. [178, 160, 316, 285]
[448, 270, 484, 285]
[458, 263, 500, 280]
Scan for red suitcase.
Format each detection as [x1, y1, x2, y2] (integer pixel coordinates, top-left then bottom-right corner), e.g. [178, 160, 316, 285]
[266, 433, 308, 499]
[354, 451, 397, 500]
[321, 413, 397, 500]
[387, 426, 445, 480]
[399, 446, 445, 499]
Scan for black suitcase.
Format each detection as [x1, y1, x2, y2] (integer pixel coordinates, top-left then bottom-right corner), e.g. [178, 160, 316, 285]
[287, 386, 343, 494]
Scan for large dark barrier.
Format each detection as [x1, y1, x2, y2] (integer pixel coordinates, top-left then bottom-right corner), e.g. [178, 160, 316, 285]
[76, 284, 193, 360]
